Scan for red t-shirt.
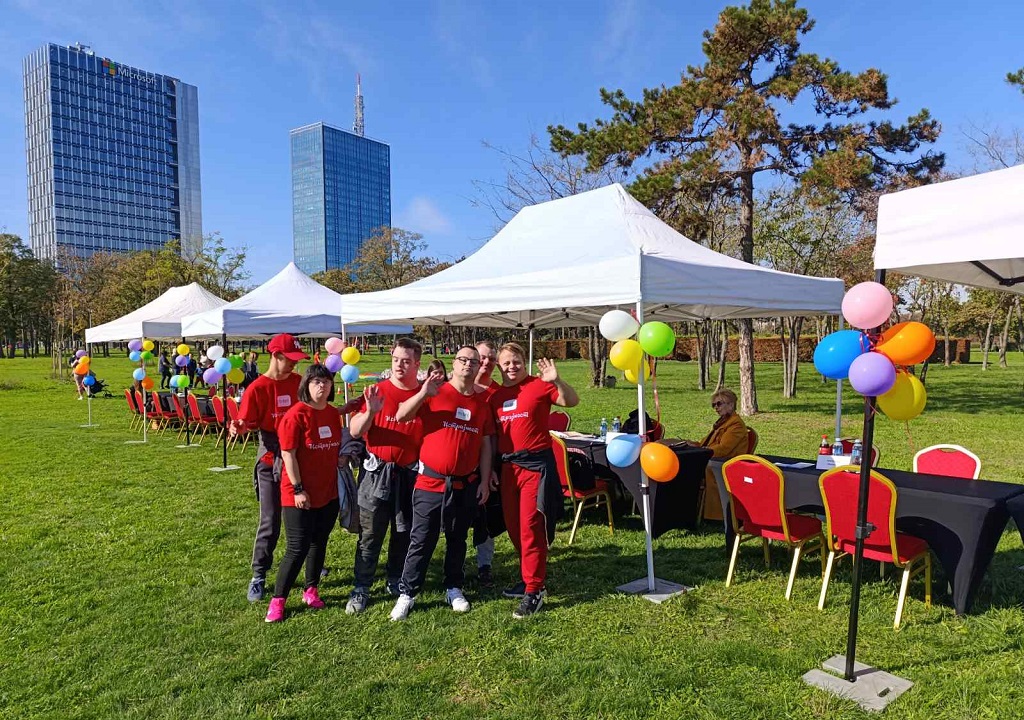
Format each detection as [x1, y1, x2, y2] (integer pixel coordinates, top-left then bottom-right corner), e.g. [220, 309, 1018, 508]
[476, 378, 498, 401]
[416, 383, 495, 492]
[351, 380, 423, 466]
[489, 375, 560, 455]
[278, 403, 342, 509]
[238, 373, 302, 433]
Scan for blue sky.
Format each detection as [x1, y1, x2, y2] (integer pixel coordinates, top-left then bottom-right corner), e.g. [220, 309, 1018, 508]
[1, 0, 1022, 284]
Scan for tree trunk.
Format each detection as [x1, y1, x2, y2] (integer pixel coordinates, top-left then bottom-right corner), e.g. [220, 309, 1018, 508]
[737, 165, 758, 414]
[587, 326, 604, 388]
[982, 314, 994, 370]
[781, 316, 803, 398]
[943, 323, 952, 367]
[429, 326, 438, 357]
[919, 361, 930, 384]
[999, 301, 1013, 368]
[1014, 298, 1024, 360]
[716, 321, 728, 392]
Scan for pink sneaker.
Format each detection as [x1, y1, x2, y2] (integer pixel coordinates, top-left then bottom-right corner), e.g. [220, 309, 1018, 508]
[265, 597, 286, 623]
[302, 586, 325, 610]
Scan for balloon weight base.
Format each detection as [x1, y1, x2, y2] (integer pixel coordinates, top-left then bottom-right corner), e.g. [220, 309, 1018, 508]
[616, 577, 690, 604]
[803, 655, 912, 713]
[209, 465, 241, 473]
[79, 423, 100, 428]
[124, 440, 148, 445]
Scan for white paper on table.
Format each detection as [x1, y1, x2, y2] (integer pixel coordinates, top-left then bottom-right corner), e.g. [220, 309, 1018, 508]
[775, 462, 815, 469]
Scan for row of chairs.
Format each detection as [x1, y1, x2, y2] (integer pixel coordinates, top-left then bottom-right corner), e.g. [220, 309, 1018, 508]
[722, 455, 932, 629]
[123, 390, 258, 450]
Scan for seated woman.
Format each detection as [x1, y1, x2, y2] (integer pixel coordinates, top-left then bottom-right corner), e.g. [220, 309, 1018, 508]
[681, 388, 748, 521]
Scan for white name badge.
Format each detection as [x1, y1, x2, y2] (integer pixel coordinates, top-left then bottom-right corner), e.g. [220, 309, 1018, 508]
[318, 425, 332, 439]
[277, 395, 292, 408]
[455, 407, 471, 421]
[502, 399, 517, 412]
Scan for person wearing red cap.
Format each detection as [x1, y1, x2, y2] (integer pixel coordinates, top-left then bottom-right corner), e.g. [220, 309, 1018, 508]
[234, 332, 309, 602]
[344, 337, 424, 614]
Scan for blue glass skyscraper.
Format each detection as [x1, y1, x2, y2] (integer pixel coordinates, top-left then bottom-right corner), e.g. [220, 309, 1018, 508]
[23, 43, 203, 262]
[290, 121, 391, 274]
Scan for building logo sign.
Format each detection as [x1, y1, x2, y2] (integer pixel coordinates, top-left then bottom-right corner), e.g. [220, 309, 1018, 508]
[100, 58, 156, 85]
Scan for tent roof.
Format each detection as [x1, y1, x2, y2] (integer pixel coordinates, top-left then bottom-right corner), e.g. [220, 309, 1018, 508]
[339, 183, 844, 328]
[180, 262, 410, 338]
[875, 164, 1024, 294]
[85, 283, 227, 343]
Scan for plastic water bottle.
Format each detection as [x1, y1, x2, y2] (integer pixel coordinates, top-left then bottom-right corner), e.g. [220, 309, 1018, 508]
[599, 418, 608, 440]
[612, 416, 621, 433]
[851, 440, 864, 467]
[832, 438, 844, 457]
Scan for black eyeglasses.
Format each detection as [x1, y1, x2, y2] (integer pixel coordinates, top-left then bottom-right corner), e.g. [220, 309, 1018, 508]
[454, 356, 480, 366]
[711, 401, 726, 408]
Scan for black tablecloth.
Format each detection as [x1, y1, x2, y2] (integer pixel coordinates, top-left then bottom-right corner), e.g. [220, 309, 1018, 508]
[709, 455, 1024, 615]
[566, 438, 713, 539]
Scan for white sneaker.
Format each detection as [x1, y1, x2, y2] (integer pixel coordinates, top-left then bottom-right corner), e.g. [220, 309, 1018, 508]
[446, 587, 471, 613]
[389, 593, 415, 622]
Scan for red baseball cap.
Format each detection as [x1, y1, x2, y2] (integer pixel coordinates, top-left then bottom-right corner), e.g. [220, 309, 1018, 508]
[267, 333, 310, 361]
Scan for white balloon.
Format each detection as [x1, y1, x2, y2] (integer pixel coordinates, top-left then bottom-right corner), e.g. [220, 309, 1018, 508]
[206, 345, 225, 361]
[599, 310, 639, 342]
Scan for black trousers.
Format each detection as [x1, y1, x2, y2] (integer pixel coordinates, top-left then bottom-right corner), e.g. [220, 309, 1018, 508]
[273, 499, 339, 599]
[400, 487, 477, 596]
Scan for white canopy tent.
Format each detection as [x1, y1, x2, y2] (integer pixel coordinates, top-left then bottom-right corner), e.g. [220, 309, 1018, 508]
[85, 282, 227, 343]
[180, 262, 410, 338]
[875, 164, 1024, 292]
[338, 183, 845, 595]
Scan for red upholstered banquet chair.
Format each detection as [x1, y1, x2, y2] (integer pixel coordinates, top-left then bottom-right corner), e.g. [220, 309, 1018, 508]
[188, 394, 220, 444]
[550, 433, 614, 545]
[913, 444, 981, 479]
[817, 467, 932, 629]
[722, 455, 824, 600]
[226, 396, 256, 452]
[124, 389, 142, 431]
[548, 411, 571, 433]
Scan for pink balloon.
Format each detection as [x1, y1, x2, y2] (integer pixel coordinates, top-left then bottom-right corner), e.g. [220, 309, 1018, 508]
[848, 352, 896, 397]
[324, 337, 345, 354]
[842, 282, 893, 330]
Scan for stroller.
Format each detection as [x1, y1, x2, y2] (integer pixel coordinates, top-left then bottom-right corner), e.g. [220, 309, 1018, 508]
[86, 374, 113, 398]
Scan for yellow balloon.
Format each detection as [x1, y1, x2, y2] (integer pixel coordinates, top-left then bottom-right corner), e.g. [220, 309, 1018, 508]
[624, 362, 652, 383]
[341, 346, 361, 365]
[877, 372, 927, 421]
[609, 339, 643, 372]
[227, 368, 245, 384]
[176, 343, 191, 356]
[142, 339, 154, 352]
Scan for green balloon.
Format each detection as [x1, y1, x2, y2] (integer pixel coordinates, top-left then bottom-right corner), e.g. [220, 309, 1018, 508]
[638, 321, 676, 358]
[177, 375, 190, 388]
[140, 350, 154, 361]
[229, 355, 244, 370]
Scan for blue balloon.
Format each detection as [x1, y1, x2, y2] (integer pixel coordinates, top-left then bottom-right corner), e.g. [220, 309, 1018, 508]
[129, 350, 142, 362]
[132, 368, 146, 381]
[339, 364, 360, 384]
[82, 375, 95, 386]
[813, 330, 869, 380]
[214, 357, 232, 375]
[606, 434, 643, 468]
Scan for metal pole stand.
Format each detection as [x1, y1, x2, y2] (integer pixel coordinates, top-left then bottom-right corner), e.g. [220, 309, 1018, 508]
[209, 334, 241, 472]
[80, 393, 99, 428]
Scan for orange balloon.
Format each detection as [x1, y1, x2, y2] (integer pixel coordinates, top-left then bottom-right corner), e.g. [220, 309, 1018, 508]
[140, 377, 155, 390]
[640, 442, 680, 482]
[73, 363, 89, 375]
[876, 321, 936, 366]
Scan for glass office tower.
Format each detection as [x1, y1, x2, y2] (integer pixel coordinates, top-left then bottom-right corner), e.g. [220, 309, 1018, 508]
[290, 122, 391, 274]
[23, 43, 203, 262]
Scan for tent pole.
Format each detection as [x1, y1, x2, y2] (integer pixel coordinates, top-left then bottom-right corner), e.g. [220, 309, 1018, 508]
[843, 269, 885, 682]
[528, 327, 534, 373]
[834, 316, 844, 440]
[222, 332, 229, 469]
[635, 300, 656, 593]
[341, 324, 349, 404]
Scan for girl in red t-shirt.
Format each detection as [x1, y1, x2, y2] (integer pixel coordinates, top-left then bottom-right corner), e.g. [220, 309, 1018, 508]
[265, 364, 342, 623]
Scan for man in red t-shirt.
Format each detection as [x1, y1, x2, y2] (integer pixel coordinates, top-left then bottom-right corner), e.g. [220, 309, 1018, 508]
[344, 337, 424, 614]
[388, 346, 495, 621]
[234, 333, 308, 602]
[489, 342, 579, 619]
[471, 340, 500, 587]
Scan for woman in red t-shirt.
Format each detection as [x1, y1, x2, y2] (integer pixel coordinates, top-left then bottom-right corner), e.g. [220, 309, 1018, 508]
[265, 364, 342, 623]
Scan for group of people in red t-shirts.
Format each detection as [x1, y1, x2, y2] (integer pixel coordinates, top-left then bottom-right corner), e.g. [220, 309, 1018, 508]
[235, 333, 579, 623]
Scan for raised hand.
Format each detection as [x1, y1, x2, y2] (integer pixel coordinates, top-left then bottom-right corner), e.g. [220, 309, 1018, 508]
[423, 369, 446, 397]
[364, 384, 384, 414]
[537, 357, 559, 383]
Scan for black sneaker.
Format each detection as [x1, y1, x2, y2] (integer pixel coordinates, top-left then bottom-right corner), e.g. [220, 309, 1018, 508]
[477, 565, 494, 589]
[247, 577, 266, 603]
[502, 581, 526, 599]
[513, 591, 545, 619]
[320, 566, 330, 580]
[386, 578, 402, 597]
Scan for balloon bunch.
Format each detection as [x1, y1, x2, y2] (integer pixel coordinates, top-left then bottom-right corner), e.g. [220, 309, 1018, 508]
[599, 310, 675, 383]
[206, 345, 244, 385]
[813, 281, 935, 421]
[598, 310, 680, 483]
[323, 337, 361, 384]
[73, 348, 90, 376]
[129, 338, 155, 390]
[169, 343, 191, 389]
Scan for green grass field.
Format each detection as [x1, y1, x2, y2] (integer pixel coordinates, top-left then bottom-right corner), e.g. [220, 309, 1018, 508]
[2, 353, 1023, 719]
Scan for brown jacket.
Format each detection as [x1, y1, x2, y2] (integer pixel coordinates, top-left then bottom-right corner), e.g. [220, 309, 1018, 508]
[700, 412, 748, 521]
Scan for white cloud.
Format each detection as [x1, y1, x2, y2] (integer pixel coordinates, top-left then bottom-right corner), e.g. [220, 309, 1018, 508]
[432, 0, 494, 89]
[594, 0, 640, 65]
[397, 196, 454, 235]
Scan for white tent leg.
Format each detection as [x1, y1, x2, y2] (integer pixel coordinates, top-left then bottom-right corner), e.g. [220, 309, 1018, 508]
[634, 302, 656, 592]
[341, 323, 349, 404]
[528, 327, 534, 373]
[834, 316, 844, 440]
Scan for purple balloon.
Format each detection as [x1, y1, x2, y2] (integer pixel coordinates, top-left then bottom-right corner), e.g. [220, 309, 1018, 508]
[75, 349, 87, 358]
[848, 352, 896, 397]
[175, 354, 189, 367]
[324, 354, 345, 373]
[128, 339, 143, 352]
[203, 368, 222, 385]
